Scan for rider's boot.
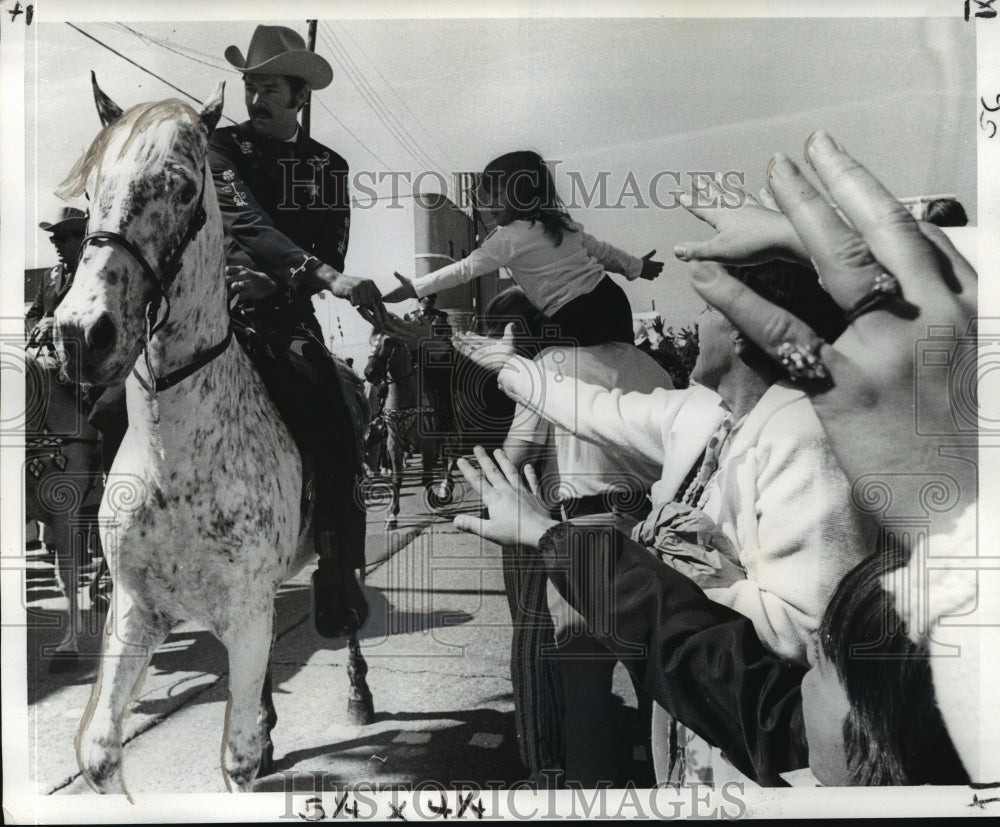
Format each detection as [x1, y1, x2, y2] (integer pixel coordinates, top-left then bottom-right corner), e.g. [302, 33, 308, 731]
[312, 531, 369, 640]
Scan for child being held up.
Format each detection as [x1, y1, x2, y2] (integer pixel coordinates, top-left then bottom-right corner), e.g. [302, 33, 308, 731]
[381, 150, 662, 346]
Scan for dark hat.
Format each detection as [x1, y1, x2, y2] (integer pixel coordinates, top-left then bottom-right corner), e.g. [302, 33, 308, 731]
[225, 25, 333, 90]
[39, 206, 87, 234]
[728, 260, 847, 344]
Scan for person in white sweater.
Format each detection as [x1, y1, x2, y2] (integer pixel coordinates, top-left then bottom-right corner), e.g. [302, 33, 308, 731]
[383, 150, 662, 347]
[455, 259, 875, 784]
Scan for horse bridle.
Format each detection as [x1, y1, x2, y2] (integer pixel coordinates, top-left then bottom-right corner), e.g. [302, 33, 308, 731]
[77, 165, 233, 391]
[374, 334, 415, 385]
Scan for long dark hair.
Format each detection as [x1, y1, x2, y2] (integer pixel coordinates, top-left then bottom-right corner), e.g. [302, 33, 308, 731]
[480, 150, 576, 246]
[820, 548, 969, 786]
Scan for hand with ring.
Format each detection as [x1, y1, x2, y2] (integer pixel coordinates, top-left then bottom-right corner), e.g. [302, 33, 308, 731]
[226, 265, 278, 300]
[686, 131, 977, 531]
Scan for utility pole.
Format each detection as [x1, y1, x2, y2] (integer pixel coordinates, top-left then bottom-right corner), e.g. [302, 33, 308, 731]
[302, 20, 317, 140]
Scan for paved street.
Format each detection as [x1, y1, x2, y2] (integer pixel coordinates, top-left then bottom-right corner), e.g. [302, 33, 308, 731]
[23, 462, 652, 797]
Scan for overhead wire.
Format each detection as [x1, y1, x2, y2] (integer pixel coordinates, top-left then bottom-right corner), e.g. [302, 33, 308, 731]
[318, 26, 428, 170]
[310, 95, 391, 168]
[110, 23, 237, 73]
[65, 23, 239, 125]
[318, 23, 457, 202]
[322, 23, 442, 173]
[332, 21, 460, 175]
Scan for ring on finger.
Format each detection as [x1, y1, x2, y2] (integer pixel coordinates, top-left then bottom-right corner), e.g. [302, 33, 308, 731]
[776, 340, 830, 384]
[843, 272, 901, 323]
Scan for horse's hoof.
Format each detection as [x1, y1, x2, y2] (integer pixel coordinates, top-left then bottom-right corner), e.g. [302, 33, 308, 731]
[347, 695, 375, 726]
[48, 651, 81, 673]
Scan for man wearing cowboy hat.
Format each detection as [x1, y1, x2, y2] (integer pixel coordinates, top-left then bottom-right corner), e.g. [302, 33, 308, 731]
[27, 206, 87, 345]
[209, 25, 380, 640]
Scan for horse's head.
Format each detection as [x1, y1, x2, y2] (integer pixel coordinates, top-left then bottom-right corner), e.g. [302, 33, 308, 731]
[364, 333, 391, 385]
[54, 75, 225, 385]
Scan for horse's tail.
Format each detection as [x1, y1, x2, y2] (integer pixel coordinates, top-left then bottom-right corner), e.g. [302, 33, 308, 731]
[334, 358, 370, 455]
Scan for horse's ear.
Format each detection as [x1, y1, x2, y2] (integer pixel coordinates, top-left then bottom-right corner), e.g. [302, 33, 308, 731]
[91, 71, 123, 128]
[199, 82, 225, 137]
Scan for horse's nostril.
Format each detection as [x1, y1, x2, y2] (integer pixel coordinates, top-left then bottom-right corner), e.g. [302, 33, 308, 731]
[86, 313, 117, 355]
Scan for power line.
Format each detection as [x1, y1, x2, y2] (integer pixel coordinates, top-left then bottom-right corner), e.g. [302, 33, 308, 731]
[326, 24, 451, 187]
[318, 27, 427, 169]
[319, 24, 455, 201]
[111, 23, 237, 73]
[65, 22, 238, 125]
[311, 95, 391, 168]
[333, 21, 459, 174]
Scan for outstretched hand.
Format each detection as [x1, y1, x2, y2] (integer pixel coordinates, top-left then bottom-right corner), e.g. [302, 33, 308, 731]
[382, 271, 418, 304]
[689, 132, 977, 531]
[639, 249, 664, 280]
[452, 324, 517, 372]
[453, 446, 557, 548]
[673, 178, 807, 266]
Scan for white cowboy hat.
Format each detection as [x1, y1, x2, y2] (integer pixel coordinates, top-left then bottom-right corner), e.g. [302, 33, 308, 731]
[39, 206, 88, 233]
[225, 25, 333, 91]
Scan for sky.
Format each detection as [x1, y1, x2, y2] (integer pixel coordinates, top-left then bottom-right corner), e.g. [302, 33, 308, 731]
[17, 2, 979, 355]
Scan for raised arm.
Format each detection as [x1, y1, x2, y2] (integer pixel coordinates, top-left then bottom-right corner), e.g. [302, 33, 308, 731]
[410, 230, 516, 299]
[208, 146, 382, 316]
[581, 233, 649, 280]
[496, 354, 724, 471]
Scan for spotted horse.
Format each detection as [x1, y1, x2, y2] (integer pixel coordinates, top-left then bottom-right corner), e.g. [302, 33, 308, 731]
[54, 77, 374, 794]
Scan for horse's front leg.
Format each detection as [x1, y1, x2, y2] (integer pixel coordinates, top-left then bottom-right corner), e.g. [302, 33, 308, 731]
[76, 589, 171, 794]
[346, 632, 375, 725]
[419, 435, 436, 490]
[386, 430, 402, 528]
[258, 660, 278, 777]
[219, 606, 274, 791]
[48, 516, 82, 658]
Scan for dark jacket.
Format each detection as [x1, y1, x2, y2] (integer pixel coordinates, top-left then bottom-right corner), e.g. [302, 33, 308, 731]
[26, 264, 73, 332]
[538, 522, 810, 786]
[208, 121, 350, 336]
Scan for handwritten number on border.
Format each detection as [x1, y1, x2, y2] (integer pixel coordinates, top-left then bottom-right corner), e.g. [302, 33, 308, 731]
[7, 2, 33, 24]
[981, 95, 1000, 138]
[966, 0, 998, 20]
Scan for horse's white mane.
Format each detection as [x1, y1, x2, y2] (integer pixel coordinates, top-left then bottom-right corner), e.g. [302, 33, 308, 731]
[57, 98, 201, 199]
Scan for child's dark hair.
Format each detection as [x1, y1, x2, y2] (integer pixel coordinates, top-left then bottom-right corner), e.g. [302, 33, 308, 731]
[819, 547, 969, 786]
[480, 151, 575, 246]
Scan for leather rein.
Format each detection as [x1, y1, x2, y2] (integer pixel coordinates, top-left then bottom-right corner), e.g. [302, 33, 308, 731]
[77, 165, 232, 393]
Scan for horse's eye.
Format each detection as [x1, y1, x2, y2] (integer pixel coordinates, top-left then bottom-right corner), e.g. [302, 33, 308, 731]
[176, 181, 197, 203]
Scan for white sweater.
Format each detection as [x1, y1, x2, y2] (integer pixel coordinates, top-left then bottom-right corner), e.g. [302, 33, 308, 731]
[411, 219, 642, 316]
[499, 357, 874, 663]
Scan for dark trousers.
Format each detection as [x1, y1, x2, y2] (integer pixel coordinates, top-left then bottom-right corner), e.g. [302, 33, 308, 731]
[238, 317, 366, 569]
[547, 276, 634, 347]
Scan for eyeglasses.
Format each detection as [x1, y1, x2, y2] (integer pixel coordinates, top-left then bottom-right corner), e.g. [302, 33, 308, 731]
[50, 234, 82, 243]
